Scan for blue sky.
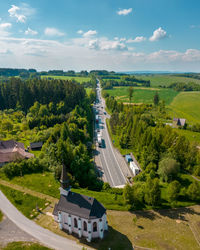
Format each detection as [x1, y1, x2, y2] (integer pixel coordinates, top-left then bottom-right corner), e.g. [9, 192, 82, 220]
[0, 0, 200, 71]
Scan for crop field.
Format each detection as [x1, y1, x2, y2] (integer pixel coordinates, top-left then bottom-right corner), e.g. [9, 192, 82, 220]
[41, 75, 91, 83]
[137, 74, 200, 87]
[105, 86, 178, 105]
[167, 92, 200, 124]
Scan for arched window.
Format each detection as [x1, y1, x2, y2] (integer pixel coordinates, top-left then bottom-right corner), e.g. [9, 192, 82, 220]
[93, 222, 97, 232]
[83, 221, 87, 231]
[74, 218, 78, 228]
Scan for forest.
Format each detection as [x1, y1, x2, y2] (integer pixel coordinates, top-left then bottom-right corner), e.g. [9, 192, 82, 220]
[0, 76, 101, 190]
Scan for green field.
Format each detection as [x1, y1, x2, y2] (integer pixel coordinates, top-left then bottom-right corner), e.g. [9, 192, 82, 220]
[168, 92, 200, 124]
[173, 128, 200, 144]
[0, 184, 48, 219]
[105, 86, 178, 105]
[41, 75, 91, 83]
[138, 74, 200, 87]
[2, 242, 51, 250]
[85, 87, 92, 95]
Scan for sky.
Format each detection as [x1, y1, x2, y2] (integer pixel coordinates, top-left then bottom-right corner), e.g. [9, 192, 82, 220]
[0, 0, 200, 72]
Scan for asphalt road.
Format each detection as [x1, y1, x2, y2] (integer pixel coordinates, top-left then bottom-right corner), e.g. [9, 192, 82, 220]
[0, 191, 84, 250]
[94, 80, 127, 187]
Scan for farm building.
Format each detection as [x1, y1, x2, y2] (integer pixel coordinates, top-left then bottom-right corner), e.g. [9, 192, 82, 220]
[172, 118, 186, 128]
[130, 161, 140, 176]
[0, 140, 34, 167]
[53, 165, 108, 242]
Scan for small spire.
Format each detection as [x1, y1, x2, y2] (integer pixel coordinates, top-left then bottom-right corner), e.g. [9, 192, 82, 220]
[60, 164, 70, 190]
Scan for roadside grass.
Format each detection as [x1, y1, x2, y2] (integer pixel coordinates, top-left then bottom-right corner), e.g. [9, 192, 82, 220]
[167, 91, 200, 124]
[0, 210, 3, 222]
[105, 86, 178, 105]
[2, 242, 52, 250]
[0, 184, 49, 219]
[137, 74, 200, 87]
[41, 75, 91, 83]
[173, 128, 200, 144]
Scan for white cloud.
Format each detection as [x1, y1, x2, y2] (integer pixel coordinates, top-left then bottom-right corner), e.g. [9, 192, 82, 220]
[77, 30, 83, 34]
[44, 28, 65, 37]
[25, 27, 38, 35]
[83, 30, 97, 38]
[0, 22, 12, 37]
[117, 8, 132, 16]
[8, 5, 26, 23]
[126, 36, 146, 43]
[149, 27, 167, 42]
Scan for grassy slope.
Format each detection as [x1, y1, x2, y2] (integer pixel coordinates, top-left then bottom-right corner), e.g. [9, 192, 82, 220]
[105, 87, 178, 105]
[41, 75, 91, 83]
[173, 128, 200, 144]
[168, 92, 200, 124]
[0, 184, 48, 219]
[138, 74, 200, 87]
[0, 172, 129, 211]
[2, 242, 51, 250]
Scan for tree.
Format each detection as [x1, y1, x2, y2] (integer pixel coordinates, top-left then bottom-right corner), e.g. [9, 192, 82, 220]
[128, 86, 134, 103]
[123, 184, 134, 205]
[153, 92, 159, 106]
[187, 181, 200, 201]
[158, 158, 180, 182]
[167, 180, 181, 203]
[144, 177, 161, 206]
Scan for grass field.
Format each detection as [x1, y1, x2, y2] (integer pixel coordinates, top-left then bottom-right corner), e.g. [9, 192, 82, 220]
[173, 128, 200, 144]
[0, 172, 130, 211]
[105, 86, 178, 105]
[85, 87, 92, 95]
[0, 184, 49, 219]
[2, 242, 51, 250]
[0, 210, 3, 222]
[37, 204, 200, 250]
[168, 92, 200, 124]
[41, 75, 91, 83]
[138, 74, 200, 87]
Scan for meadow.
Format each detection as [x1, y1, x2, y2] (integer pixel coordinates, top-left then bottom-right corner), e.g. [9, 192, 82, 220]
[105, 86, 178, 105]
[0, 184, 49, 219]
[41, 75, 91, 83]
[167, 92, 200, 124]
[137, 74, 200, 87]
[2, 242, 51, 250]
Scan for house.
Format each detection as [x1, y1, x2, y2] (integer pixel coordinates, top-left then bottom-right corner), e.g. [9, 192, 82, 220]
[0, 140, 34, 167]
[172, 118, 186, 128]
[53, 165, 108, 242]
[130, 161, 140, 176]
[30, 141, 43, 150]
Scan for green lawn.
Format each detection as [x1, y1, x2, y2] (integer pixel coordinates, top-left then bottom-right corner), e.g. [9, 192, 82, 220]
[138, 74, 200, 87]
[85, 87, 92, 95]
[168, 92, 200, 124]
[41, 75, 91, 83]
[173, 128, 200, 144]
[0, 184, 49, 219]
[2, 242, 52, 250]
[105, 86, 178, 105]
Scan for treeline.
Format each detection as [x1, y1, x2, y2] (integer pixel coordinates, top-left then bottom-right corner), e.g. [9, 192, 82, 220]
[0, 78, 85, 112]
[0, 68, 36, 77]
[168, 82, 200, 91]
[175, 73, 200, 81]
[101, 76, 150, 90]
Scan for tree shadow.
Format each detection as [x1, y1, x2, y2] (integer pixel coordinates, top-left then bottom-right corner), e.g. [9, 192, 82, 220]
[133, 210, 160, 221]
[78, 225, 133, 250]
[156, 206, 200, 222]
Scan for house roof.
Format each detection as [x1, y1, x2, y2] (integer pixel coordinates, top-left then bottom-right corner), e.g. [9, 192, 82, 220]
[173, 118, 186, 126]
[55, 192, 106, 220]
[0, 140, 34, 163]
[30, 141, 43, 149]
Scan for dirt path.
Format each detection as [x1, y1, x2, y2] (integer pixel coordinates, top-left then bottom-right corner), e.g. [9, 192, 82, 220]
[0, 179, 58, 204]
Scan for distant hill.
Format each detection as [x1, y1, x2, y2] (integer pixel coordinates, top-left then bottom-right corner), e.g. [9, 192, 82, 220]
[119, 71, 192, 75]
